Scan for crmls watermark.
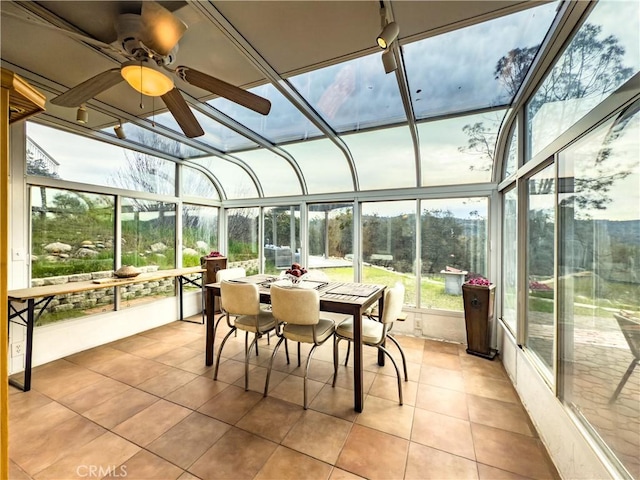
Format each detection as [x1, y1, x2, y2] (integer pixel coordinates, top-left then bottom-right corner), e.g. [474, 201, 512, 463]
[76, 465, 127, 477]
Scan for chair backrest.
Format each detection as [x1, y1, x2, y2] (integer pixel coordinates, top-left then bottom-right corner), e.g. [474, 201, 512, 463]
[220, 280, 260, 316]
[216, 267, 246, 282]
[270, 285, 320, 326]
[380, 282, 405, 325]
[614, 312, 640, 359]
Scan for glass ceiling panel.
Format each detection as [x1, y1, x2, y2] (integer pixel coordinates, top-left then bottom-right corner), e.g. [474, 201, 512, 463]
[288, 52, 406, 133]
[150, 110, 258, 153]
[418, 109, 506, 186]
[209, 83, 322, 144]
[282, 138, 353, 194]
[233, 149, 302, 198]
[404, 2, 558, 120]
[102, 122, 205, 159]
[189, 156, 258, 199]
[343, 126, 416, 191]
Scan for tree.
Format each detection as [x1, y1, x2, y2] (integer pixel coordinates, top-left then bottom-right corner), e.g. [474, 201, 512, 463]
[459, 21, 634, 201]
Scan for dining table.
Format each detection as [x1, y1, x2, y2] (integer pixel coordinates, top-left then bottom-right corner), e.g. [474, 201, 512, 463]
[205, 274, 386, 412]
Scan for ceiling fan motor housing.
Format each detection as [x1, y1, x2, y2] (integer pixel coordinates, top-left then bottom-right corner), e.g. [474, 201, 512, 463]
[116, 14, 144, 56]
[115, 13, 177, 65]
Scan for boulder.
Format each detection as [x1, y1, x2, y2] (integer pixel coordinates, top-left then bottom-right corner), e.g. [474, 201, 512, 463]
[44, 242, 72, 253]
[150, 242, 167, 253]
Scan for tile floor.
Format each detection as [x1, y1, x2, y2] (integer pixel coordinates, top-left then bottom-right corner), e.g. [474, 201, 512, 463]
[9, 316, 560, 479]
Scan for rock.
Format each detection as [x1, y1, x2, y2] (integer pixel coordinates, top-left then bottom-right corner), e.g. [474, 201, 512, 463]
[75, 248, 99, 258]
[183, 248, 198, 256]
[150, 242, 167, 253]
[81, 240, 94, 246]
[196, 240, 208, 251]
[44, 242, 72, 253]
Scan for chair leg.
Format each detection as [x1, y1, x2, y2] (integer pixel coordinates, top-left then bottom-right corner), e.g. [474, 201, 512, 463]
[609, 359, 638, 403]
[284, 338, 290, 364]
[344, 341, 351, 366]
[264, 337, 286, 397]
[387, 334, 409, 381]
[298, 342, 301, 367]
[304, 344, 319, 409]
[213, 327, 237, 380]
[378, 345, 403, 405]
[332, 336, 340, 387]
[245, 334, 259, 391]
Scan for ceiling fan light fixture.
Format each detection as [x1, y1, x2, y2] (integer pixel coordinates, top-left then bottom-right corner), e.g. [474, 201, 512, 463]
[377, 21, 399, 49]
[76, 105, 88, 123]
[121, 59, 174, 97]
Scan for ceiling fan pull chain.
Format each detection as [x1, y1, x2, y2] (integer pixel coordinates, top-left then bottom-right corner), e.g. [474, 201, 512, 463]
[139, 58, 144, 109]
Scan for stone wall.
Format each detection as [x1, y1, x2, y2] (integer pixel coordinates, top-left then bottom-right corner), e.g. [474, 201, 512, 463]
[30, 266, 176, 316]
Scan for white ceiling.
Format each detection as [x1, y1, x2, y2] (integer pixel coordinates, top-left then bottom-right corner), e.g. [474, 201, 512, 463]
[0, 0, 540, 132]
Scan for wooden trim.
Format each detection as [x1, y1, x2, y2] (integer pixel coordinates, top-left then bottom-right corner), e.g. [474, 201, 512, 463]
[1, 68, 46, 124]
[1, 83, 10, 480]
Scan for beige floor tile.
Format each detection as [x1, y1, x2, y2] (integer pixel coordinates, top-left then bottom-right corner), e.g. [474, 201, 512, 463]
[411, 408, 475, 460]
[472, 424, 556, 479]
[147, 412, 231, 469]
[8, 328, 562, 480]
[282, 409, 352, 465]
[65, 346, 126, 368]
[9, 401, 77, 445]
[236, 396, 304, 443]
[27, 360, 106, 400]
[8, 389, 52, 423]
[467, 394, 534, 436]
[175, 354, 215, 376]
[268, 373, 325, 408]
[424, 339, 462, 356]
[233, 364, 288, 394]
[33, 432, 140, 480]
[152, 346, 201, 367]
[329, 467, 366, 479]
[197, 385, 263, 424]
[165, 375, 229, 410]
[355, 395, 414, 439]
[255, 445, 333, 480]
[112, 399, 192, 446]
[336, 424, 408, 480]
[94, 355, 175, 387]
[9, 460, 32, 480]
[188, 427, 278, 480]
[460, 354, 509, 380]
[116, 449, 184, 479]
[10, 415, 105, 476]
[136, 367, 198, 397]
[477, 463, 535, 480]
[405, 442, 479, 480]
[368, 374, 417, 405]
[309, 384, 359, 422]
[422, 350, 462, 370]
[58, 377, 131, 413]
[331, 365, 376, 392]
[464, 374, 519, 404]
[82, 388, 158, 429]
[419, 365, 466, 392]
[415, 383, 469, 420]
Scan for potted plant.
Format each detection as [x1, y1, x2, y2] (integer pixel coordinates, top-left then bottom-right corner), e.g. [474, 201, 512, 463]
[462, 275, 497, 360]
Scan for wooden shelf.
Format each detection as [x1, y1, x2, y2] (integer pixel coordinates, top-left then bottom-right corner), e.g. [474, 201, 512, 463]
[1, 68, 46, 124]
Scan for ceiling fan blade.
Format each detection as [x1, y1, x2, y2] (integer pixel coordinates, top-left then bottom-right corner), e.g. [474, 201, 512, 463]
[179, 67, 272, 115]
[50, 69, 123, 107]
[141, 1, 187, 56]
[162, 88, 204, 138]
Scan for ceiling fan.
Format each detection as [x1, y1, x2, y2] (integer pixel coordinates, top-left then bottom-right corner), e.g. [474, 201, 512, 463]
[43, 1, 271, 138]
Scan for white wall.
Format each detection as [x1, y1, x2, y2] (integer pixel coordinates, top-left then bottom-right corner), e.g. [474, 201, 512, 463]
[497, 322, 614, 480]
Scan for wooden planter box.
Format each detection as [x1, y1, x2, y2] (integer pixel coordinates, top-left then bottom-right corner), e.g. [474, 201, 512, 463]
[462, 283, 497, 360]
